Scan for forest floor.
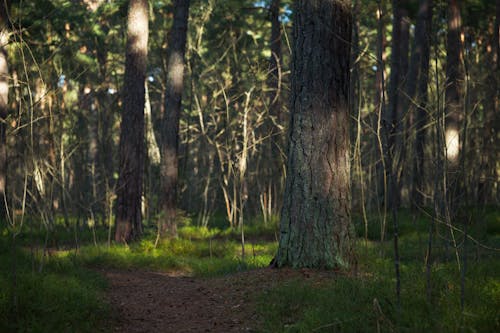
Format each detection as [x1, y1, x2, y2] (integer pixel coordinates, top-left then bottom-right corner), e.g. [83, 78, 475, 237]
[100, 267, 337, 333]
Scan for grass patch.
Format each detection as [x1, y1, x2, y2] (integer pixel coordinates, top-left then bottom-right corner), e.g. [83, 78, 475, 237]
[259, 207, 500, 332]
[1, 208, 498, 332]
[72, 237, 276, 277]
[0, 234, 108, 333]
[259, 259, 500, 332]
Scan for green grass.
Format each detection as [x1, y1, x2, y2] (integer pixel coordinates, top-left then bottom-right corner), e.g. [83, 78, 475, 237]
[259, 257, 500, 332]
[1, 208, 499, 332]
[71, 237, 276, 277]
[260, 207, 500, 332]
[0, 234, 109, 333]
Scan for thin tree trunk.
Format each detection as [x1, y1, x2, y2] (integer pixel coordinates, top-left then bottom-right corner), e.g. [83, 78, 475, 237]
[384, 0, 404, 309]
[276, 0, 353, 269]
[0, 0, 9, 219]
[395, 6, 409, 203]
[386, 0, 404, 208]
[265, 0, 282, 220]
[480, 0, 500, 204]
[115, 0, 149, 243]
[374, 1, 387, 213]
[410, 0, 433, 209]
[350, 0, 360, 145]
[160, 0, 190, 236]
[268, 0, 282, 117]
[445, 0, 463, 207]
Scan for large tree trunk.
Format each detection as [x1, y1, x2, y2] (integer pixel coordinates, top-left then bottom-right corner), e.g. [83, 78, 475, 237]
[0, 1, 9, 219]
[160, 0, 190, 236]
[275, 0, 353, 269]
[115, 0, 149, 243]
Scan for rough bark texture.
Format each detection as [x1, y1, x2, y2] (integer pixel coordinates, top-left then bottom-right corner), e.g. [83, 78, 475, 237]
[115, 0, 149, 242]
[276, 0, 353, 269]
[0, 1, 9, 219]
[161, 0, 190, 236]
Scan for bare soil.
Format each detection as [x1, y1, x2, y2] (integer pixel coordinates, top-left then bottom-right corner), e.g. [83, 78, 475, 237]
[100, 267, 339, 333]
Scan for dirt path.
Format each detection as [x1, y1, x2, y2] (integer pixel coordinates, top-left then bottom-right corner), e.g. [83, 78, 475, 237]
[101, 268, 265, 332]
[100, 267, 335, 333]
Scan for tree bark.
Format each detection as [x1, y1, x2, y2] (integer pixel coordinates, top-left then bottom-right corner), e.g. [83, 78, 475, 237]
[276, 0, 353, 269]
[160, 0, 190, 236]
[115, 0, 149, 243]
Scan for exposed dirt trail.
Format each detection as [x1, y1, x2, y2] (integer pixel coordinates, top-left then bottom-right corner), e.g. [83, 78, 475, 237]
[100, 267, 336, 333]
[102, 269, 254, 332]
[100, 268, 275, 332]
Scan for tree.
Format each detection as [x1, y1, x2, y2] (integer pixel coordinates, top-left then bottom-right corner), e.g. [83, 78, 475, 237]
[386, 0, 406, 207]
[0, 0, 9, 219]
[275, 0, 353, 269]
[160, 0, 190, 236]
[445, 0, 463, 167]
[260, 0, 284, 224]
[410, 0, 433, 208]
[115, 0, 149, 242]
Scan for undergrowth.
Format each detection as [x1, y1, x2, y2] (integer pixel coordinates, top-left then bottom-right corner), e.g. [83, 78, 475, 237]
[259, 207, 500, 332]
[1, 208, 498, 332]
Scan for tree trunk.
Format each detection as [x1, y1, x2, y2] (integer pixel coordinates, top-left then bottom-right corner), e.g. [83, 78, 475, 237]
[268, 0, 281, 117]
[409, 0, 433, 208]
[0, 1, 9, 219]
[350, 0, 360, 145]
[373, 2, 387, 210]
[445, 0, 463, 167]
[395, 6, 409, 203]
[480, 0, 500, 204]
[386, 0, 405, 208]
[115, 0, 149, 243]
[276, 0, 353, 269]
[160, 0, 190, 236]
[261, 0, 282, 221]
